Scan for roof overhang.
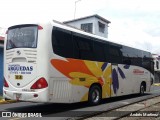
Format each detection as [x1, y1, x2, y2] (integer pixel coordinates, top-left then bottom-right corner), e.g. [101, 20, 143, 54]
[64, 14, 111, 24]
[0, 36, 4, 41]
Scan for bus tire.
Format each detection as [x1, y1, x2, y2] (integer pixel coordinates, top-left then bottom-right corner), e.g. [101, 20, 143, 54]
[140, 83, 145, 95]
[88, 85, 102, 105]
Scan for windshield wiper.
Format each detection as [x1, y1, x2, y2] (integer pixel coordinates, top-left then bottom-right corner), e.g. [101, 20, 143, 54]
[9, 40, 17, 48]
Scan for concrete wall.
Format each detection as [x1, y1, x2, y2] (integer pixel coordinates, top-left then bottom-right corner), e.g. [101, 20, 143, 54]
[94, 18, 108, 38]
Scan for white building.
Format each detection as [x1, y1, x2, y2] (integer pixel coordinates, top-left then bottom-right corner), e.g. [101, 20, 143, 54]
[63, 14, 111, 38]
[152, 54, 160, 83]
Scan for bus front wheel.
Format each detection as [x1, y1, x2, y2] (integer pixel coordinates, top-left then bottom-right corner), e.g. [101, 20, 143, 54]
[88, 85, 102, 105]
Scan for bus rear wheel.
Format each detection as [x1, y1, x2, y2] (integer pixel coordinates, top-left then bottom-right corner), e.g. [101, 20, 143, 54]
[88, 85, 102, 105]
[140, 83, 145, 95]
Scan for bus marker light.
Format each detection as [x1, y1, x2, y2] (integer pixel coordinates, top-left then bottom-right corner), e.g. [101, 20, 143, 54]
[34, 94, 38, 97]
[38, 25, 43, 30]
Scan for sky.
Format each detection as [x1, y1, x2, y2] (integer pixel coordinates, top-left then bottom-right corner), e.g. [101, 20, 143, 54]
[0, 0, 160, 54]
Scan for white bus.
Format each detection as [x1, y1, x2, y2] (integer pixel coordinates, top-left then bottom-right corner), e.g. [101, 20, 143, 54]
[3, 21, 154, 105]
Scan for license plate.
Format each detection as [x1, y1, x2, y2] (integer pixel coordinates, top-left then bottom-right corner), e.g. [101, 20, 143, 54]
[15, 75, 23, 80]
[16, 93, 22, 100]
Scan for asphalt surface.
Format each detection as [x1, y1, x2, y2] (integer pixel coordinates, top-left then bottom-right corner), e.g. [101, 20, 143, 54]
[85, 93, 160, 120]
[0, 85, 160, 120]
[119, 102, 160, 120]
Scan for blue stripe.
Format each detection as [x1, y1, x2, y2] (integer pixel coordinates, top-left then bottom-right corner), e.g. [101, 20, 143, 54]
[101, 62, 108, 71]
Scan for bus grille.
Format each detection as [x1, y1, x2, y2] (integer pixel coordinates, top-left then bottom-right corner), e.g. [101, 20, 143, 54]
[52, 80, 71, 99]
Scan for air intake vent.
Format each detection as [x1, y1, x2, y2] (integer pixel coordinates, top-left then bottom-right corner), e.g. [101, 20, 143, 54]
[24, 50, 37, 63]
[6, 50, 15, 61]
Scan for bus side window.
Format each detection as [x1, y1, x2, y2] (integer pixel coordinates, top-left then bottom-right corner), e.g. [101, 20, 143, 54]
[109, 44, 122, 64]
[104, 43, 110, 63]
[151, 60, 154, 74]
[123, 59, 131, 65]
[73, 33, 94, 61]
[121, 46, 142, 66]
[142, 52, 152, 72]
[93, 40, 105, 62]
[52, 27, 74, 58]
[156, 61, 159, 69]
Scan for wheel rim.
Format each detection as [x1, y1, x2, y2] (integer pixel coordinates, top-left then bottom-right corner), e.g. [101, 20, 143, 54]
[141, 85, 144, 94]
[92, 89, 100, 103]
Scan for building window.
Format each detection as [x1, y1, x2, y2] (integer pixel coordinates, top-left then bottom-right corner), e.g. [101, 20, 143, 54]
[81, 23, 93, 33]
[98, 21, 105, 33]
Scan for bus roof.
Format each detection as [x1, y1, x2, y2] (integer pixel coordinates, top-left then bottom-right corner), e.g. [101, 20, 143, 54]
[6, 20, 151, 53]
[51, 20, 151, 53]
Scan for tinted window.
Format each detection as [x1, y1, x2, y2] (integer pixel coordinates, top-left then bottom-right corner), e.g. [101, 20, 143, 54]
[122, 46, 142, 66]
[109, 44, 122, 64]
[104, 43, 110, 62]
[52, 27, 153, 74]
[73, 33, 94, 60]
[7, 26, 38, 49]
[142, 52, 152, 72]
[151, 60, 154, 74]
[156, 61, 159, 69]
[94, 40, 105, 62]
[52, 27, 74, 58]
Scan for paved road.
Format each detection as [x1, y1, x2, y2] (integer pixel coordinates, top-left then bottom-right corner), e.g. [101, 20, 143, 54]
[119, 103, 160, 120]
[85, 93, 160, 120]
[0, 85, 160, 120]
[150, 85, 160, 93]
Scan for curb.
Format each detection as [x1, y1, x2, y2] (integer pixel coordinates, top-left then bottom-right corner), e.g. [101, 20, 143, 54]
[0, 99, 17, 104]
[154, 83, 160, 86]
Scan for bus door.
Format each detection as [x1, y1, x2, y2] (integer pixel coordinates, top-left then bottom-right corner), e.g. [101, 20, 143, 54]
[111, 64, 125, 97]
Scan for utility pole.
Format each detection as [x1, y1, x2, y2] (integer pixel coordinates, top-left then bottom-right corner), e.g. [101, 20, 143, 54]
[74, 0, 81, 19]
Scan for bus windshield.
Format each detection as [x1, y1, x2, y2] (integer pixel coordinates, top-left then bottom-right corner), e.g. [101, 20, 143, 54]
[6, 26, 38, 49]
